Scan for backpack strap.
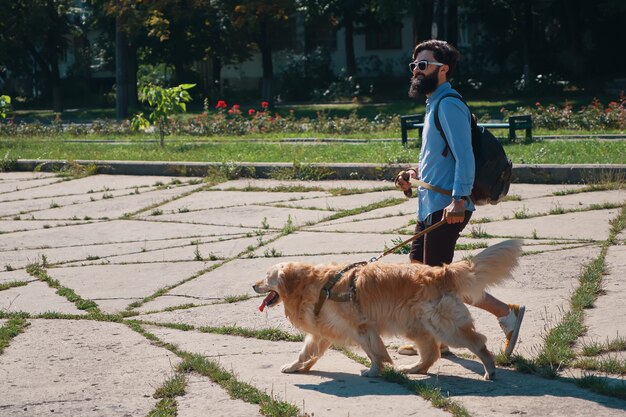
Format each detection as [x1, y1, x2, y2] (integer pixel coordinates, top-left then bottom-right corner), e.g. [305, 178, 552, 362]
[433, 93, 470, 158]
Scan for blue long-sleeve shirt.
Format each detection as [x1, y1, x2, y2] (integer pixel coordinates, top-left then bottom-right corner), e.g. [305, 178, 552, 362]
[417, 82, 475, 222]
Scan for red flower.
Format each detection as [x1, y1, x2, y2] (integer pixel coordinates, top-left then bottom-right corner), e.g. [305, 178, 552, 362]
[535, 102, 541, 107]
[216, 100, 227, 109]
[609, 101, 618, 107]
[232, 104, 240, 110]
[248, 108, 256, 115]
[261, 101, 269, 109]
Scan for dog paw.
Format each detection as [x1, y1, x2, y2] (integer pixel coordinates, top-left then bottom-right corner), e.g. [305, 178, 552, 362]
[360, 368, 380, 378]
[281, 363, 301, 373]
[396, 364, 428, 374]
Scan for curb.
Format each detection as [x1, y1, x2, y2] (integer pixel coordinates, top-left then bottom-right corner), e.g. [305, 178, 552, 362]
[13, 159, 626, 184]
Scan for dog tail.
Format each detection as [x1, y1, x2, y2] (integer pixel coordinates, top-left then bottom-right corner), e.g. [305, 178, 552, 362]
[444, 240, 522, 303]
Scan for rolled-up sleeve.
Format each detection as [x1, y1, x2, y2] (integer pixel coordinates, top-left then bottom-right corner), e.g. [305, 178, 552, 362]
[437, 98, 474, 198]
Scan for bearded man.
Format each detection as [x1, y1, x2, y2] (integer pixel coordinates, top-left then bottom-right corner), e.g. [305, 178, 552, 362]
[395, 40, 525, 357]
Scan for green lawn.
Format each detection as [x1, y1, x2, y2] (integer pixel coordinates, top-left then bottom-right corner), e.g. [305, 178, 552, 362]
[2, 137, 625, 165]
[11, 95, 614, 122]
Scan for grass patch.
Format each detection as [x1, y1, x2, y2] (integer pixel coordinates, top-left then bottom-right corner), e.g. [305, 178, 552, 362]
[324, 197, 406, 222]
[574, 375, 626, 399]
[0, 316, 30, 355]
[580, 335, 626, 357]
[456, 241, 489, 251]
[223, 294, 252, 303]
[0, 281, 29, 291]
[153, 373, 187, 399]
[505, 203, 626, 397]
[467, 225, 492, 238]
[198, 325, 304, 343]
[572, 357, 626, 375]
[4, 136, 626, 164]
[26, 262, 100, 314]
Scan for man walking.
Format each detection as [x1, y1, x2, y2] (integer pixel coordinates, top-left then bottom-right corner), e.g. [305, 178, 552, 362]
[396, 39, 524, 356]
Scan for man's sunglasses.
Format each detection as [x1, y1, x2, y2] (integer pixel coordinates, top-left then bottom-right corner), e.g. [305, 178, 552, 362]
[409, 60, 444, 73]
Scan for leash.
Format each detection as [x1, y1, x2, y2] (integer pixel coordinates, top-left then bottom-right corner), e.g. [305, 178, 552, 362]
[313, 218, 448, 316]
[368, 218, 448, 263]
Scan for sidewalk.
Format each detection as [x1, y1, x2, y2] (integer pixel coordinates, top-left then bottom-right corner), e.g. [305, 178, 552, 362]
[0, 172, 624, 416]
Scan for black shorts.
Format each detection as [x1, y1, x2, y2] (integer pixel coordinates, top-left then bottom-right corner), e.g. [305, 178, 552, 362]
[409, 209, 472, 266]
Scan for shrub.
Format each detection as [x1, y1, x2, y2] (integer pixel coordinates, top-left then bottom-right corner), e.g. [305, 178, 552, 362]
[0, 95, 10, 119]
[502, 95, 626, 130]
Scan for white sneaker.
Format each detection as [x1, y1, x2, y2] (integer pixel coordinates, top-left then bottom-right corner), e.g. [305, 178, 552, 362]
[498, 304, 525, 356]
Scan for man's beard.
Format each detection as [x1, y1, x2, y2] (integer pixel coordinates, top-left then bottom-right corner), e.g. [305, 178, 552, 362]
[408, 68, 440, 98]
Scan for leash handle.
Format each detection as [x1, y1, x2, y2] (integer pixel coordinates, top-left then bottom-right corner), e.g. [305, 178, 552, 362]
[372, 218, 448, 262]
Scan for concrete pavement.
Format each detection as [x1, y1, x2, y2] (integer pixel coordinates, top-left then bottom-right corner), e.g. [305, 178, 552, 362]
[0, 172, 625, 416]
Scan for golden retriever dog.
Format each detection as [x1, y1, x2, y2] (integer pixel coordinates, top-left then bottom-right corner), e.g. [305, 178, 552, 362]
[253, 240, 521, 380]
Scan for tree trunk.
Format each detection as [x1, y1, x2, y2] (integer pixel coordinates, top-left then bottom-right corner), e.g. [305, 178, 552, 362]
[115, 16, 129, 120]
[413, 0, 434, 46]
[127, 42, 138, 110]
[258, 18, 274, 106]
[50, 54, 62, 114]
[446, 0, 458, 46]
[344, 14, 357, 76]
[432, 0, 444, 39]
[211, 56, 222, 97]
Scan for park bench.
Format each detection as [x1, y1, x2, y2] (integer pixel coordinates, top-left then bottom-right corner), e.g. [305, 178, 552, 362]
[400, 114, 532, 145]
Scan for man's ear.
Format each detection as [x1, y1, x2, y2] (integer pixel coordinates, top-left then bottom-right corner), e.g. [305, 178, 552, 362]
[440, 64, 449, 79]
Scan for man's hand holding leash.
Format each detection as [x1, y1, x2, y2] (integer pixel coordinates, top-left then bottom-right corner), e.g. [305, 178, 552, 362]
[394, 169, 417, 197]
[443, 199, 465, 224]
[395, 169, 465, 224]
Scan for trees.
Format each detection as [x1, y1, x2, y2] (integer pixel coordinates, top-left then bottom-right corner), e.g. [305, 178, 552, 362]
[0, 0, 79, 112]
[231, 0, 295, 106]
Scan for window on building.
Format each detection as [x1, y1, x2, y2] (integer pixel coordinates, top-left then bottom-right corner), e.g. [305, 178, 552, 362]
[365, 23, 402, 50]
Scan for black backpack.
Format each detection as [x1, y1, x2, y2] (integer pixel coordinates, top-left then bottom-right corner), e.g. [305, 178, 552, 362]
[434, 93, 512, 206]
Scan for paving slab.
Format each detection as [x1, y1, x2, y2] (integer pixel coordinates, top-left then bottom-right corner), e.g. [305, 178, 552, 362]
[47, 261, 212, 313]
[0, 319, 179, 417]
[0, 220, 245, 251]
[307, 198, 416, 224]
[471, 209, 620, 241]
[87, 234, 266, 265]
[210, 178, 395, 191]
[280, 190, 401, 211]
[146, 204, 336, 228]
[3, 235, 245, 270]
[0, 176, 61, 194]
[177, 373, 265, 417]
[0, 269, 36, 284]
[146, 325, 449, 417]
[473, 189, 626, 222]
[306, 214, 413, 233]
[0, 219, 93, 233]
[0, 172, 56, 181]
[0, 280, 86, 315]
[29, 183, 203, 220]
[0, 174, 172, 201]
[583, 245, 626, 343]
[506, 183, 588, 199]
[252, 231, 403, 257]
[155, 190, 330, 213]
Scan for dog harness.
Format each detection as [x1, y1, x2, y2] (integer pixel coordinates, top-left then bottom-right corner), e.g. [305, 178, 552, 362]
[312, 219, 448, 316]
[313, 261, 366, 316]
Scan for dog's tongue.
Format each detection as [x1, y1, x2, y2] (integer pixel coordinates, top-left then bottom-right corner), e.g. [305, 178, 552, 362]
[258, 291, 276, 312]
